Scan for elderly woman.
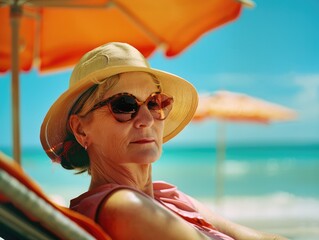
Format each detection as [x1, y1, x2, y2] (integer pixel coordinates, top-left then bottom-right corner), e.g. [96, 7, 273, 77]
[40, 42, 287, 240]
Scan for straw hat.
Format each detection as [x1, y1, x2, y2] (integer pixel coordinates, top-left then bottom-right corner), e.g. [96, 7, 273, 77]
[40, 42, 198, 161]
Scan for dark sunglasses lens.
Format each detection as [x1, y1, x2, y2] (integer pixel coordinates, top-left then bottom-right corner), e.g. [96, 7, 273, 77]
[148, 94, 173, 120]
[110, 95, 137, 113]
[109, 93, 173, 122]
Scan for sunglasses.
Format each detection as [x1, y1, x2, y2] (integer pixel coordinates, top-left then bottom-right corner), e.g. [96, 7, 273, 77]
[87, 92, 174, 122]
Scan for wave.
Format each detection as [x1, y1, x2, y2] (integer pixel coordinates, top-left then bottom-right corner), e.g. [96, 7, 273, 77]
[202, 193, 319, 240]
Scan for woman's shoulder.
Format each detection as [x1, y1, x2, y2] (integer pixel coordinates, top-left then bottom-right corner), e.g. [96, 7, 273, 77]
[69, 183, 142, 220]
[96, 188, 213, 240]
[69, 181, 194, 223]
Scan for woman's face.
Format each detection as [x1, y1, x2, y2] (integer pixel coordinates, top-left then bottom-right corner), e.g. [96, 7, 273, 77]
[82, 72, 164, 165]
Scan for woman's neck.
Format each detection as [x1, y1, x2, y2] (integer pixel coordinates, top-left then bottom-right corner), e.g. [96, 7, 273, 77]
[89, 163, 154, 197]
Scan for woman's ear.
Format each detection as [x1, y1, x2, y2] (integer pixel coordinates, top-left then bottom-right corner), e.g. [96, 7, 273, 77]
[69, 115, 87, 147]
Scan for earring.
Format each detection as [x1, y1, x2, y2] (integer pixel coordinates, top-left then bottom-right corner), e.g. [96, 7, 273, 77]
[84, 143, 88, 151]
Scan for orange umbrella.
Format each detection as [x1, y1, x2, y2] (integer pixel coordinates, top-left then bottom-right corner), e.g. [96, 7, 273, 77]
[194, 90, 297, 122]
[193, 90, 297, 202]
[0, 0, 254, 164]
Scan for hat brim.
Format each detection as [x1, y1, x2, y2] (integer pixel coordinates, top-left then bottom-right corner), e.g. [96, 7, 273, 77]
[40, 66, 198, 160]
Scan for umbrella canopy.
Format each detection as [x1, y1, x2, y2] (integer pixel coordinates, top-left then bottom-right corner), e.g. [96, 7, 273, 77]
[0, 0, 254, 72]
[193, 90, 297, 123]
[0, 0, 253, 164]
[193, 90, 297, 202]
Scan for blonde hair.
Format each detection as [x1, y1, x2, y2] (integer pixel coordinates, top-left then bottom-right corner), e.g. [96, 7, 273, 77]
[71, 74, 120, 116]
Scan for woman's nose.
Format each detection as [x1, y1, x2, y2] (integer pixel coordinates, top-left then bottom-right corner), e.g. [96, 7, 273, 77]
[133, 105, 154, 128]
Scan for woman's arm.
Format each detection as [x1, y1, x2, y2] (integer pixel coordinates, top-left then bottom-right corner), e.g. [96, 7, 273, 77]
[97, 189, 213, 240]
[189, 196, 288, 240]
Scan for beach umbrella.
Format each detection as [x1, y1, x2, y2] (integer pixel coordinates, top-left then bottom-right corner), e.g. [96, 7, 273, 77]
[0, 0, 254, 164]
[193, 90, 297, 202]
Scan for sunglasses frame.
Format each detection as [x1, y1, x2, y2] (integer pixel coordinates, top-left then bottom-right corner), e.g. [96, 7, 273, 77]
[87, 92, 174, 122]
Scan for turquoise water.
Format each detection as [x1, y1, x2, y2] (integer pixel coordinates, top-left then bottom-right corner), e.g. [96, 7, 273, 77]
[1, 143, 319, 201]
[155, 144, 319, 199]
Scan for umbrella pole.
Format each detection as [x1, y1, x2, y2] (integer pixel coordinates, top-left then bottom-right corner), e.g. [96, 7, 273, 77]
[215, 120, 226, 203]
[10, 3, 22, 164]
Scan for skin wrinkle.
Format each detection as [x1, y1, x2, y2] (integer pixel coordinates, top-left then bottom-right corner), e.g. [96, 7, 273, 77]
[89, 148, 153, 192]
[90, 153, 153, 196]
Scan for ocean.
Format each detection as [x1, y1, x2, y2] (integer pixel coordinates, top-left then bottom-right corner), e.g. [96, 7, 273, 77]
[1, 143, 319, 239]
[156, 143, 319, 198]
[1, 143, 318, 201]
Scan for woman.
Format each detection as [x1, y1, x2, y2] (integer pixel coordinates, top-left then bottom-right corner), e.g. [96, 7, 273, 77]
[40, 42, 287, 240]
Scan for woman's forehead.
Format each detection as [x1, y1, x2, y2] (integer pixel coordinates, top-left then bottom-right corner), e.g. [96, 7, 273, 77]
[106, 72, 159, 98]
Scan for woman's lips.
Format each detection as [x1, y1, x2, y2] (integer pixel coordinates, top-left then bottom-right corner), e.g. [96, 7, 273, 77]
[131, 139, 155, 144]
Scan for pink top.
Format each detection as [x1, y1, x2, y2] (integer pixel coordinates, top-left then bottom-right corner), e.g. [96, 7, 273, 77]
[70, 181, 234, 240]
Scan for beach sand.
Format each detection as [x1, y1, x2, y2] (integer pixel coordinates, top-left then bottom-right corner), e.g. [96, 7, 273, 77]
[202, 193, 319, 240]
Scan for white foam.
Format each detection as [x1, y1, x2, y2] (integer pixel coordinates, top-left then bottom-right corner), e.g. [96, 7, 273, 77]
[224, 160, 250, 176]
[217, 193, 319, 221]
[201, 193, 319, 239]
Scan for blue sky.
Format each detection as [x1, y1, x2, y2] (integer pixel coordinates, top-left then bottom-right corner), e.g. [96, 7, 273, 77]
[1, 0, 319, 150]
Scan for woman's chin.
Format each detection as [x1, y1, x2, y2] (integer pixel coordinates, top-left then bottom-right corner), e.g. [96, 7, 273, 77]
[129, 149, 161, 164]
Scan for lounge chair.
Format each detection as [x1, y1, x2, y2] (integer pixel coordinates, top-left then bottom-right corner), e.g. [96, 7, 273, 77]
[0, 151, 111, 240]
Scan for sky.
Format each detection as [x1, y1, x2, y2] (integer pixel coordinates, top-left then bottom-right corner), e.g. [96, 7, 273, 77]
[1, 0, 319, 151]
